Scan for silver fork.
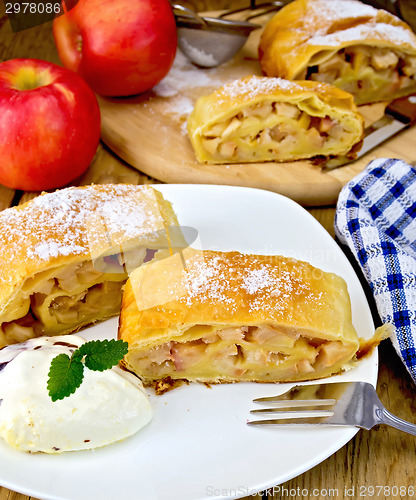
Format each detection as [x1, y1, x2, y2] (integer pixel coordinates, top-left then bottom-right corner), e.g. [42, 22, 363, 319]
[247, 381, 416, 435]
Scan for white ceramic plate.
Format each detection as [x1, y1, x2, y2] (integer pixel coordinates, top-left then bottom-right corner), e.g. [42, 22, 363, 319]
[0, 185, 377, 500]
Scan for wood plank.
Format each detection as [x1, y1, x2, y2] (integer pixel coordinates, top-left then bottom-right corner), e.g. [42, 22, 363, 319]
[0, 185, 15, 211]
[0, 490, 33, 500]
[0, 8, 60, 65]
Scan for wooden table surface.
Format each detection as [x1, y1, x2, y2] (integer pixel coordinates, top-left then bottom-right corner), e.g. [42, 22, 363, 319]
[0, 3, 415, 500]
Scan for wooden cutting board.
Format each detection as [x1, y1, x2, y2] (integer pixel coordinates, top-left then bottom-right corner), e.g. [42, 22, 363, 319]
[98, 25, 416, 207]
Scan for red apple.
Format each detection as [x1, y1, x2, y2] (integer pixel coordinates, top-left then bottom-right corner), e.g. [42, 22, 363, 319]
[0, 58, 100, 191]
[53, 0, 177, 96]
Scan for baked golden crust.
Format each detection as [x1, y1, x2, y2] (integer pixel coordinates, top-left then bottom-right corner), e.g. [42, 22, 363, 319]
[0, 184, 180, 347]
[120, 248, 361, 386]
[187, 75, 364, 163]
[259, 0, 416, 105]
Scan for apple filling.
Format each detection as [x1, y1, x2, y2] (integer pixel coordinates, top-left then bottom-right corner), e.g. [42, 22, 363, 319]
[200, 100, 357, 163]
[0, 248, 146, 347]
[130, 325, 355, 383]
[302, 46, 416, 105]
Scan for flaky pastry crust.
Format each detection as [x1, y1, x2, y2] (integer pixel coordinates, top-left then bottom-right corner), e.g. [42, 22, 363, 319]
[0, 184, 180, 347]
[259, 0, 416, 105]
[120, 248, 365, 387]
[187, 75, 364, 163]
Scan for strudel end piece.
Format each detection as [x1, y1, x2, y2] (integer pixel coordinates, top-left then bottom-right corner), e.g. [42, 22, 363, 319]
[259, 0, 416, 105]
[119, 248, 367, 389]
[187, 75, 364, 164]
[0, 184, 181, 348]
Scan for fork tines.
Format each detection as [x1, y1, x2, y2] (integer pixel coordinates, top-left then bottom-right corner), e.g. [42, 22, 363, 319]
[248, 387, 338, 426]
[252, 397, 336, 406]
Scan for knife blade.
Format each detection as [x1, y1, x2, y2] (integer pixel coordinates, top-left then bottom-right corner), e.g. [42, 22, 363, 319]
[322, 91, 416, 171]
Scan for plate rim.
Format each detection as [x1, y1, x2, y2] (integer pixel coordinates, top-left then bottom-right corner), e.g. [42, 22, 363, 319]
[0, 184, 377, 500]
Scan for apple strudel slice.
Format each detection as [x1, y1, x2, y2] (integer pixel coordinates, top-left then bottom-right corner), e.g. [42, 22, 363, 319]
[0, 184, 182, 348]
[119, 248, 383, 391]
[186, 75, 364, 164]
[259, 0, 416, 105]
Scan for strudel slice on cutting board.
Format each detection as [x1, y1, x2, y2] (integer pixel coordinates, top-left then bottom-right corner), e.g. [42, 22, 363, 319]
[0, 184, 182, 348]
[259, 0, 416, 105]
[119, 248, 383, 391]
[187, 75, 364, 164]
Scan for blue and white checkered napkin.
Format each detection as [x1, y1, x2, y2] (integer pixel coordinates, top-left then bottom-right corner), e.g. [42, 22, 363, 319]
[335, 158, 416, 383]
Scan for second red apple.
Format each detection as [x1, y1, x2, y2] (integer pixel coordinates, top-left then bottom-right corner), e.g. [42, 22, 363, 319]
[53, 0, 178, 96]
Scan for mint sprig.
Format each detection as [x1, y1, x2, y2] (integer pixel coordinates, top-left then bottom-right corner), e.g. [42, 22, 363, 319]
[47, 339, 128, 402]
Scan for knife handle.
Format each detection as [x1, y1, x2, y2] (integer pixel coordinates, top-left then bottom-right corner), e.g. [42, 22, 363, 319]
[385, 92, 416, 125]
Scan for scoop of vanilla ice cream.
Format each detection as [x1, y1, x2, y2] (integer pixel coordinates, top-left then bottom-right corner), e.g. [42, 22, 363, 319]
[0, 335, 152, 453]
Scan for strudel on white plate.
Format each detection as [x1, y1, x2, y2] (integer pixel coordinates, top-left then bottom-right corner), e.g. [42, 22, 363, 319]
[187, 75, 364, 164]
[0, 184, 181, 348]
[119, 248, 387, 392]
[259, 0, 416, 105]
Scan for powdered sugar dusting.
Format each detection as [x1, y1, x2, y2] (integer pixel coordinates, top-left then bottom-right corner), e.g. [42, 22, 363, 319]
[176, 251, 327, 320]
[297, 0, 416, 48]
[309, 22, 416, 47]
[153, 50, 222, 98]
[0, 184, 169, 286]
[183, 254, 233, 306]
[304, 0, 377, 34]
[242, 268, 275, 295]
[317, 0, 376, 19]
[152, 50, 224, 131]
[27, 241, 84, 260]
[178, 38, 218, 67]
[219, 76, 303, 100]
[162, 95, 194, 119]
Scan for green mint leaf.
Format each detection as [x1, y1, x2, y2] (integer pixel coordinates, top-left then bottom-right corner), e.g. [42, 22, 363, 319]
[47, 339, 129, 401]
[47, 353, 84, 402]
[78, 339, 128, 372]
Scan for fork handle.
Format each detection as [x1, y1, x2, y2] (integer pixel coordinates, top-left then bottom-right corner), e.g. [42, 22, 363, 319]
[378, 408, 416, 435]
